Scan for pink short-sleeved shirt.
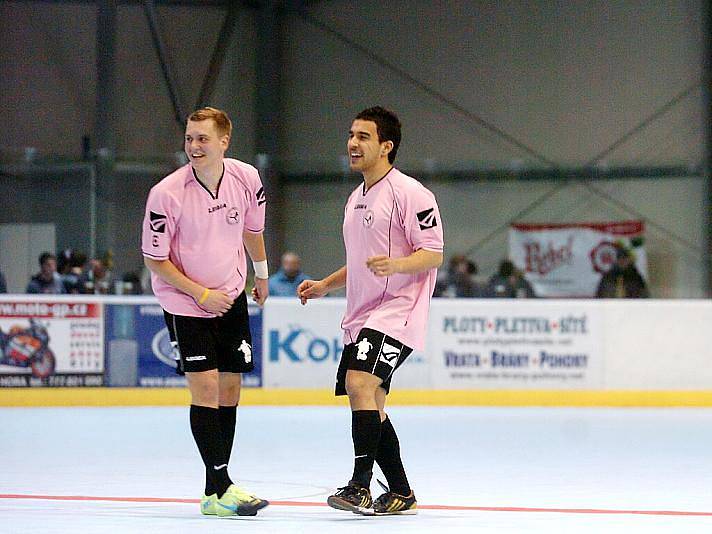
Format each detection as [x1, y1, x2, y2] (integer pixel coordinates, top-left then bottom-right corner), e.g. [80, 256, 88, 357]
[341, 168, 444, 350]
[141, 158, 266, 317]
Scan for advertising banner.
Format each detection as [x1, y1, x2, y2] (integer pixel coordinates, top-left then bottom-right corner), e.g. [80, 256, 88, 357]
[263, 298, 343, 388]
[110, 302, 263, 387]
[428, 300, 603, 389]
[0, 299, 104, 387]
[509, 220, 646, 297]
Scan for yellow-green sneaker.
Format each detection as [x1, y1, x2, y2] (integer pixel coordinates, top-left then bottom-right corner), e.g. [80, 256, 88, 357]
[200, 493, 218, 515]
[215, 484, 269, 517]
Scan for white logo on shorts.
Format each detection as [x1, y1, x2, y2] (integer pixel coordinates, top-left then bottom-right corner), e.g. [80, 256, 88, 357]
[185, 355, 207, 362]
[379, 342, 401, 368]
[356, 338, 373, 361]
[239, 340, 252, 363]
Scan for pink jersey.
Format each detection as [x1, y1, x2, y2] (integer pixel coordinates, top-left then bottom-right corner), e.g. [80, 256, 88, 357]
[341, 168, 444, 350]
[141, 158, 266, 317]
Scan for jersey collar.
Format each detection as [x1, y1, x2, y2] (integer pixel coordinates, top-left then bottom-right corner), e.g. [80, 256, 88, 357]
[362, 166, 395, 196]
[191, 163, 225, 200]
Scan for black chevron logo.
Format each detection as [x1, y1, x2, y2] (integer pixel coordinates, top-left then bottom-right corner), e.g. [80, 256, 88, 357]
[149, 211, 167, 233]
[256, 187, 266, 206]
[416, 207, 437, 230]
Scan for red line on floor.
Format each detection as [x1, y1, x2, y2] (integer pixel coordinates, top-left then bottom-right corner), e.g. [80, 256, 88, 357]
[1, 494, 711, 517]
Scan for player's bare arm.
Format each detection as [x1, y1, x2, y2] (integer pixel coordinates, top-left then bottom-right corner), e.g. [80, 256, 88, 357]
[144, 257, 233, 315]
[243, 230, 269, 306]
[298, 266, 347, 305]
[366, 249, 443, 277]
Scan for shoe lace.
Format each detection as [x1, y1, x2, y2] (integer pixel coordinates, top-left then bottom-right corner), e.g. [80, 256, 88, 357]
[336, 484, 365, 497]
[373, 480, 392, 507]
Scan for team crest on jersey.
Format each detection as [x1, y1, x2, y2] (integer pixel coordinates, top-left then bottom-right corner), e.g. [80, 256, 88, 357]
[226, 207, 240, 225]
[417, 207, 437, 230]
[363, 210, 375, 228]
[379, 342, 401, 368]
[150, 211, 167, 233]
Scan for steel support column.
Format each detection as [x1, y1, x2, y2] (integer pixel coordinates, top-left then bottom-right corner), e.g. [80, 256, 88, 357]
[704, 0, 712, 296]
[255, 0, 284, 266]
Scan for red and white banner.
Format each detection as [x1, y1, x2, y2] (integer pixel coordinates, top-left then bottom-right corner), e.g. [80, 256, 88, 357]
[0, 298, 104, 387]
[509, 221, 647, 297]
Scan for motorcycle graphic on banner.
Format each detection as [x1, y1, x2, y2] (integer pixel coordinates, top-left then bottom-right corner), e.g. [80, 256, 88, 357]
[0, 299, 104, 387]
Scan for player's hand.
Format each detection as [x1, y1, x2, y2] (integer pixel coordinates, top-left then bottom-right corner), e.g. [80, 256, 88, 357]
[200, 290, 234, 316]
[297, 279, 328, 305]
[366, 255, 399, 277]
[252, 276, 268, 306]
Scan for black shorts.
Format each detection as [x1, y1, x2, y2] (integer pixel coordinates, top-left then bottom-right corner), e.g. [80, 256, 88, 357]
[335, 328, 413, 396]
[163, 291, 254, 374]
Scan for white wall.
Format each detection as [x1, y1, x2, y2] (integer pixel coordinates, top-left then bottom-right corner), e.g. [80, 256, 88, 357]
[0, 224, 56, 292]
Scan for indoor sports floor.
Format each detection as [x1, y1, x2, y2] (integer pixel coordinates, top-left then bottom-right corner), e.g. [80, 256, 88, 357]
[2, 405, 712, 533]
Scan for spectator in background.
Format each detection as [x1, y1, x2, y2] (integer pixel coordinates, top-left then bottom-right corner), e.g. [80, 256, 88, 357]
[595, 244, 649, 298]
[486, 259, 536, 298]
[79, 257, 113, 294]
[58, 249, 88, 293]
[26, 252, 66, 294]
[268, 252, 310, 297]
[0, 270, 7, 293]
[434, 254, 484, 297]
[118, 271, 143, 294]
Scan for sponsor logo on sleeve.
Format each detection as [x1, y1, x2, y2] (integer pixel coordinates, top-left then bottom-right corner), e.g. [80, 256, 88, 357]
[416, 208, 437, 230]
[256, 187, 266, 206]
[150, 211, 167, 233]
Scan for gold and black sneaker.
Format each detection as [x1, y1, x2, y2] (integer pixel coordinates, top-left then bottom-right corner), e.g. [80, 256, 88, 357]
[371, 480, 417, 515]
[327, 483, 373, 513]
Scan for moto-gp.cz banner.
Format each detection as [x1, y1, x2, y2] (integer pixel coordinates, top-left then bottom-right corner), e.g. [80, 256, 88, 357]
[509, 220, 647, 297]
[428, 300, 603, 389]
[0, 300, 104, 387]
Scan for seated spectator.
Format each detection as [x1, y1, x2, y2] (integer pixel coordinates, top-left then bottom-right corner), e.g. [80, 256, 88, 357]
[26, 252, 66, 294]
[0, 269, 6, 293]
[118, 271, 143, 295]
[486, 259, 536, 298]
[79, 257, 113, 294]
[595, 244, 649, 298]
[58, 249, 88, 293]
[434, 254, 485, 297]
[269, 252, 310, 297]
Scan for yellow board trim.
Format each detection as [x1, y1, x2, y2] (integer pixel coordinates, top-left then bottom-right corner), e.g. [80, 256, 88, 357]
[4, 388, 712, 407]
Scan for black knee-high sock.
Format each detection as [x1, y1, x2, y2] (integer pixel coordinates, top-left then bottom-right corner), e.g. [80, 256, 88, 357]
[349, 410, 382, 488]
[219, 405, 237, 460]
[190, 405, 232, 497]
[205, 405, 238, 496]
[375, 416, 411, 496]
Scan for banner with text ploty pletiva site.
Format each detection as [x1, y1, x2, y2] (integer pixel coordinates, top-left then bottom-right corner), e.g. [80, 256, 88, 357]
[509, 220, 647, 297]
[427, 300, 603, 389]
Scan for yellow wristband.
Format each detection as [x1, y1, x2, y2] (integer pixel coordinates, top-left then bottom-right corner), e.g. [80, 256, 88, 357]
[197, 288, 210, 304]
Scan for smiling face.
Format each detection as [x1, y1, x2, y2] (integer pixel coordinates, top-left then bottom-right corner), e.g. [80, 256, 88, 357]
[347, 119, 393, 175]
[184, 118, 229, 172]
